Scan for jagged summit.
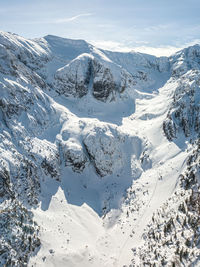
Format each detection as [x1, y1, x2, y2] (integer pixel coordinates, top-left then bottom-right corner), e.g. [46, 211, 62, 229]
[42, 34, 93, 62]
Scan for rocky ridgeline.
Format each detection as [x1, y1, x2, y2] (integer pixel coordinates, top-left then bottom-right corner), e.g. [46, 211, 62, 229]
[163, 46, 200, 141]
[163, 70, 200, 140]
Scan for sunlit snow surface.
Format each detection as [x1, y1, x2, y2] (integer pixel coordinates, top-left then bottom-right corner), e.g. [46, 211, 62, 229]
[29, 82, 187, 267]
[0, 31, 199, 266]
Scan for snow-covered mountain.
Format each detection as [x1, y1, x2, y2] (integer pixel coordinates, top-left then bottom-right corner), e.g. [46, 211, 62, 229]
[0, 31, 200, 266]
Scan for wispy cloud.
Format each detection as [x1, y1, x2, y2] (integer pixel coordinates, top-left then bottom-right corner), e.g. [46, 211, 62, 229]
[54, 13, 93, 24]
[16, 13, 93, 25]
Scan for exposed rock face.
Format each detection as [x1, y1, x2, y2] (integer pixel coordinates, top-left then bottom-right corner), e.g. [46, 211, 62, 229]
[54, 54, 92, 98]
[170, 45, 200, 77]
[92, 59, 119, 101]
[163, 116, 177, 141]
[62, 138, 88, 173]
[30, 138, 61, 181]
[83, 125, 125, 177]
[163, 70, 200, 140]
[54, 53, 135, 102]
[0, 165, 11, 198]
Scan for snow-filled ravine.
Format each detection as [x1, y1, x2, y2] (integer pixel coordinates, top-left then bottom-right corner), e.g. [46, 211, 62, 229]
[27, 82, 186, 267]
[1, 31, 200, 267]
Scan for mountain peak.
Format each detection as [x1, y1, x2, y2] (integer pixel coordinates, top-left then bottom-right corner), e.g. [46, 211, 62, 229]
[43, 34, 90, 47]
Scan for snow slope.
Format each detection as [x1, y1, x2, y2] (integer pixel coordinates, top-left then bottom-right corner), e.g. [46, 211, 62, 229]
[0, 31, 200, 266]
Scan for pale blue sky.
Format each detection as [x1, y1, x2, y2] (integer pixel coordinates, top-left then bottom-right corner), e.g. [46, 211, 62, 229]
[1, 0, 200, 55]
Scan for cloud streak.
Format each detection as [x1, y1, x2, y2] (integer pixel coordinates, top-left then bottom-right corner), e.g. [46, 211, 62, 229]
[54, 13, 93, 24]
[16, 13, 93, 25]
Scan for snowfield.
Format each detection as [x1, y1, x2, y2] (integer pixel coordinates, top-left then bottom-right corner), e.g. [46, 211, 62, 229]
[0, 31, 200, 266]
